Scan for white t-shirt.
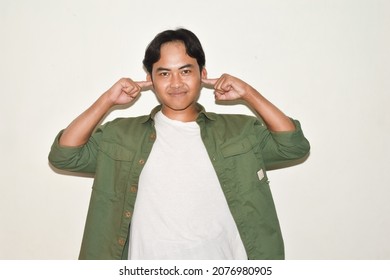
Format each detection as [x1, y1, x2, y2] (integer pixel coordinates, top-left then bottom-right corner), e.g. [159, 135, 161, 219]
[129, 111, 247, 260]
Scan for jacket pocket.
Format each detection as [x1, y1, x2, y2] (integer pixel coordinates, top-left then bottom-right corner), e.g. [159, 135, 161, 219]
[219, 136, 269, 194]
[99, 141, 134, 161]
[93, 141, 135, 196]
[221, 136, 256, 158]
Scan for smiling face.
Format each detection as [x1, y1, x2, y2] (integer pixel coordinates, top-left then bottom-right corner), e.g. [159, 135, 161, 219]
[148, 41, 207, 122]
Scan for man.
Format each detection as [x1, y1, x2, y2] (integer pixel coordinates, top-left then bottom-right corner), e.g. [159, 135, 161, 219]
[49, 28, 310, 260]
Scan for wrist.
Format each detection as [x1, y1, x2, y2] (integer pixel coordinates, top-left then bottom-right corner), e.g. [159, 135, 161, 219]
[242, 86, 262, 104]
[101, 90, 117, 108]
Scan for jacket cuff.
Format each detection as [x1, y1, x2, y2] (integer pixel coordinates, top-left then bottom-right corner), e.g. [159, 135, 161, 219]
[269, 119, 307, 147]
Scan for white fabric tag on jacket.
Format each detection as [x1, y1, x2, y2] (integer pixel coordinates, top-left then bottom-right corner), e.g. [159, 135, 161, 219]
[257, 169, 264, 181]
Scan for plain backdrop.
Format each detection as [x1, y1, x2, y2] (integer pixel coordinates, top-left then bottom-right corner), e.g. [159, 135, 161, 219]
[1, 0, 389, 259]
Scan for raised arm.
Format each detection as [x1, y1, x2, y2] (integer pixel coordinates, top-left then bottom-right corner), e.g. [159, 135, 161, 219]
[59, 78, 152, 147]
[202, 74, 295, 132]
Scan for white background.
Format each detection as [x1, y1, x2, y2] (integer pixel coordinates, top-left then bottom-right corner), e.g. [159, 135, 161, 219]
[1, 0, 389, 259]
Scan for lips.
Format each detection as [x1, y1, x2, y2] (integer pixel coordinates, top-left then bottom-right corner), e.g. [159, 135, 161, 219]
[168, 90, 187, 96]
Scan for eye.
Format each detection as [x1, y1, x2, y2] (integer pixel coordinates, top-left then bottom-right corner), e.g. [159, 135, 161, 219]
[181, 69, 192, 75]
[159, 72, 169, 77]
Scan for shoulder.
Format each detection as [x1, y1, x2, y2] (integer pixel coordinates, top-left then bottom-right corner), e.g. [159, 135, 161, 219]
[204, 112, 264, 130]
[98, 115, 151, 138]
[214, 112, 258, 122]
[105, 115, 149, 127]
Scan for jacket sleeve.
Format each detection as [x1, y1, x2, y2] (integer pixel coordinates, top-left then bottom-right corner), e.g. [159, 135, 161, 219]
[258, 118, 310, 169]
[48, 127, 103, 174]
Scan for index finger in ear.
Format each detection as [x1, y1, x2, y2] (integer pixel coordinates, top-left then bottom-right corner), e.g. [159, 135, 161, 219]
[202, 78, 219, 87]
[136, 81, 153, 91]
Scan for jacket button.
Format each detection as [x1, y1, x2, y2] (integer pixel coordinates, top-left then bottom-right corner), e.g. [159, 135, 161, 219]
[130, 185, 138, 193]
[150, 133, 156, 141]
[124, 211, 132, 218]
[138, 159, 145, 165]
[118, 238, 126, 246]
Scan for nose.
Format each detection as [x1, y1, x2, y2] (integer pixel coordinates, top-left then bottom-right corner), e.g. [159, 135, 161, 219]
[170, 73, 183, 89]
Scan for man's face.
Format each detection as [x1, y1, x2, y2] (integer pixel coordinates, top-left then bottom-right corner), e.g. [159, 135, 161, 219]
[148, 41, 207, 121]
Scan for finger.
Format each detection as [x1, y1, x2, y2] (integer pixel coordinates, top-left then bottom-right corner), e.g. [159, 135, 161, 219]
[221, 83, 233, 92]
[214, 76, 227, 93]
[123, 87, 138, 98]
[122, 83, 138, 94]
[202, 78, 219, 87]
[136, 81, 153, 91]
[215, 75, 233, 92]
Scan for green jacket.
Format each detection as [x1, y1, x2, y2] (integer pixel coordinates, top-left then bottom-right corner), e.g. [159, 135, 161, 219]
[49, 104, 310, 260]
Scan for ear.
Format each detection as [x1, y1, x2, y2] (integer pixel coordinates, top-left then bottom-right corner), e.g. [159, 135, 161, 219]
[146, 74, 155, 92]
[201, 68, 207, 79]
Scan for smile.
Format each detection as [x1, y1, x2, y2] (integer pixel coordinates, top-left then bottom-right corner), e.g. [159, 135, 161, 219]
[168, 91, 187, 96]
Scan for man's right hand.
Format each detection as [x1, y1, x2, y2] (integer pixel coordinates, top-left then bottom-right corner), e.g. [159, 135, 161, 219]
[59, 78, 152, 147]
[105, 78, 153, 106]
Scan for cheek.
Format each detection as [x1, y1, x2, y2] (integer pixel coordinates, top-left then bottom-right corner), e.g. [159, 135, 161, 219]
[185, 75, 201, 86]
[189, 78, 202, 90]
[152, 80, 168, 92]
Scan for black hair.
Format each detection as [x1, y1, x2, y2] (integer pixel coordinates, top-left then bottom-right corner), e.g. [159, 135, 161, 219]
[143, 28, 206, 74]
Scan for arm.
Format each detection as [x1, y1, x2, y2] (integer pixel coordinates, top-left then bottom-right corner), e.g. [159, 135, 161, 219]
[202, 74, 295, 132]
[203, 74, 309, 167]
[59, 78, 152, 147]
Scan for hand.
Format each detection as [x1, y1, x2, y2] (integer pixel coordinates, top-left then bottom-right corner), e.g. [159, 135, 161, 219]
[202, 74, 252, 101]
[106, 78, 152, 106]
[204, 74, 295, 132]
[58, 78, 153, 147]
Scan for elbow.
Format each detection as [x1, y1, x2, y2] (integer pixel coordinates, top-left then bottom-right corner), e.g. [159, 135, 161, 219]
[299, 137, 311, 158]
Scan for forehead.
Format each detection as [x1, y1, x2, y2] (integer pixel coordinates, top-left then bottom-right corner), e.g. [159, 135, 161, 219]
[155, 41, 198, 69]
[160, 41, 186, 54]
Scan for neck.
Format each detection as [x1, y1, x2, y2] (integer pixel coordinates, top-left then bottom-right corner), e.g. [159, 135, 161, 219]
[161, 105, 199, 122]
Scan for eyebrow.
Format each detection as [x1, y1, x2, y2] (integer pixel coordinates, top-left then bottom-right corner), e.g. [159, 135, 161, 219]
[156, 64, 194, 72]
